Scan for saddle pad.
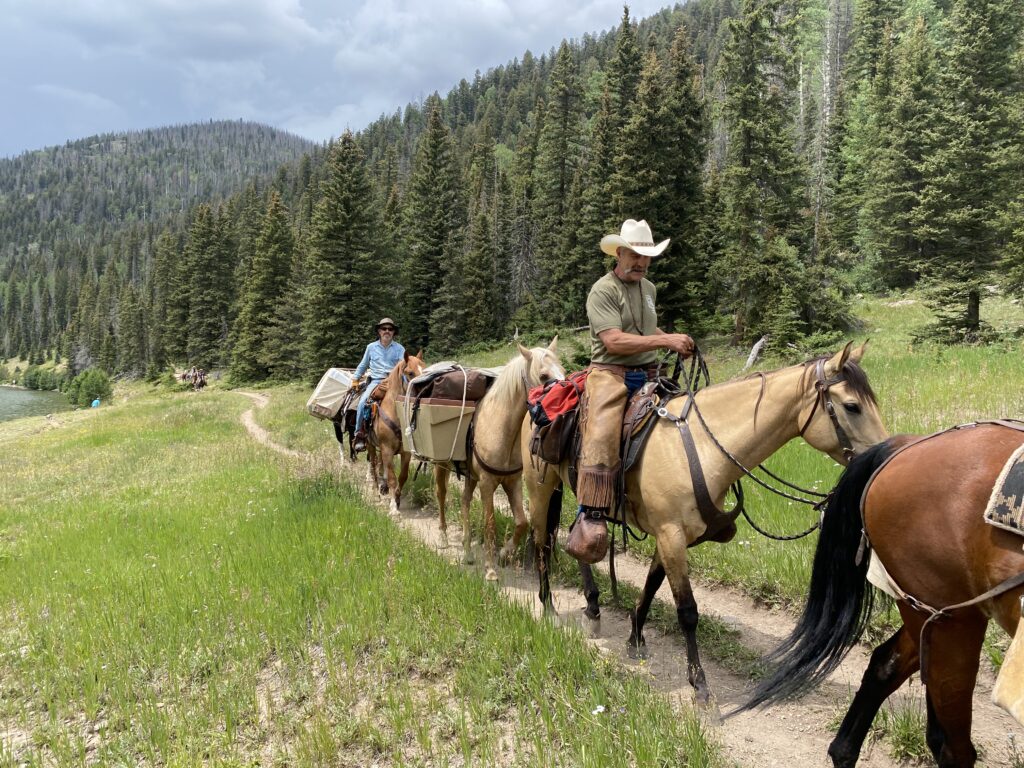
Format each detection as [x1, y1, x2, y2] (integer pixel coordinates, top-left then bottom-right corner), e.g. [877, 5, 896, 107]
[984, 442, 1024, 535]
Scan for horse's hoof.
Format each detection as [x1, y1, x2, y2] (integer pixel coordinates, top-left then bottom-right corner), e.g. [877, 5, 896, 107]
[626, 641, 649, 661]
[462, 549, 475, 565]
[497, 545, 515, 567]
[388, 501, 400, 517]
[484, 568, 498, 582]
[582, 606, 601, 622]
[378, 484, 388, 496]
[696, 696, 722, 726]
[438, 531, 449, 549]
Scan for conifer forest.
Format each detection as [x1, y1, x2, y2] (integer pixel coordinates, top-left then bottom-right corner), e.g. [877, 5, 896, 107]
[1, 0, 1022, 384]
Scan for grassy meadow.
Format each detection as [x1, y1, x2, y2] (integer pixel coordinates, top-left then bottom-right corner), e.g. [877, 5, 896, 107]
[0, 384, 719, 766]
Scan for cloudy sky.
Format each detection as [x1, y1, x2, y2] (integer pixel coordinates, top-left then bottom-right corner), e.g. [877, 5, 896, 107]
[0, 0, 675, 159]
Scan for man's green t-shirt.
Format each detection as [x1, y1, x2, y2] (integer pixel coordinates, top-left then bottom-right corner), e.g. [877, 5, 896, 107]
[587, 271, 658, 365]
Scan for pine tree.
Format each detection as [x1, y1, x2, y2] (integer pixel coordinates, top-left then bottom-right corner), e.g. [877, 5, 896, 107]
[263, 241, 308, 381]
[403, 99, 464, 352]
[606, 6, 643, 133]
[231, 191, 294, 382]
[532, 41, 584, 280]
[302, 132, 382, 377]
[115, 283, 146, 375]
[658, 25, 708, 330]
[915, 0, 1024, 339]
[559, 87, 617, 327]
[860, 17, 938, 288]
[185, 204, 232, 369]
[718, 0, 810, 344]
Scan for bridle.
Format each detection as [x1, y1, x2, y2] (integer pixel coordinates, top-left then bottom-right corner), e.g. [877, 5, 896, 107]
[797, 357, 857, 462]
[657, 349, 863, 541]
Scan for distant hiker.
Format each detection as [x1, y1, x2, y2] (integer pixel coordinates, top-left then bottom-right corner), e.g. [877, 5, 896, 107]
[572, 219, 695, 558]
[351, 318, 405, 452]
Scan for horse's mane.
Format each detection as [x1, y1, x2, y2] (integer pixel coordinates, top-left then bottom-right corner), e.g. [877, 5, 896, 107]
[726, 355, 876, 406]
[483, 352, 531, 413]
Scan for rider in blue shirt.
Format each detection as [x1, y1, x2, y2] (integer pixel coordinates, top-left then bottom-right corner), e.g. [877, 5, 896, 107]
[352, 317, 405, 451]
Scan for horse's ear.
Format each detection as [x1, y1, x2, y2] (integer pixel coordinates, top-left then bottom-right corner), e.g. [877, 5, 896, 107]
[848, 339, 868, 366]
[824, 341, 854, 376]
[415, 348, 423, 359]
[518, 343, 532, 364]
[548, 335, 559, 352]
[403, 350, 410, 363]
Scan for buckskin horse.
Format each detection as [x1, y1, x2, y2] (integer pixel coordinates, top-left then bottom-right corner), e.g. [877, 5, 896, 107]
[520, 342, 888, 709]
[741, 420, 1024, 767]
[367, 351, 425, 515]
[432, 339, 564, 580]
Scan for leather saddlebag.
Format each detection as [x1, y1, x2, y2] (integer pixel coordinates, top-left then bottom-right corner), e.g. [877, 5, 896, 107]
[529, 409, 579, 466]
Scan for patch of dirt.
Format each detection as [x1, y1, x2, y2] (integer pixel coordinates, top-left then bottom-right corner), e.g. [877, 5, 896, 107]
[239, 393, 1023, 767]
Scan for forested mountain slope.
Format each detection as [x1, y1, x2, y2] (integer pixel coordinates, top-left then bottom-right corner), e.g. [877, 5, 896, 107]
[2, 0, 1021, 384]
[0, 121, 315, 257]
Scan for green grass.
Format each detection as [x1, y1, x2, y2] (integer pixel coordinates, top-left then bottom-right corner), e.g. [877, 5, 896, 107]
[0, 387, 721, 766]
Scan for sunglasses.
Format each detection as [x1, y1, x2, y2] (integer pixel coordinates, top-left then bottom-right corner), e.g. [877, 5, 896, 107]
[379, 326, 396, 332]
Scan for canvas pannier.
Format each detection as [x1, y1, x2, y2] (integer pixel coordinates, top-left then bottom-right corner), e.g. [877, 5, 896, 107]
[396, 363, 499, 463]
[306, 368, 356, 420]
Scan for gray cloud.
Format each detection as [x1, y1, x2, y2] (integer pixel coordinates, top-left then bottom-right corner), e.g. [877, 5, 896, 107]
[0, 0, 674, 157]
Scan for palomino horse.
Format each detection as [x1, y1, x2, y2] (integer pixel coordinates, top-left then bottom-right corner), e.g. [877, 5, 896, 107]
[520, 343, 888, 707]
[433, 339, 564, 580]
[742, 421, 1024, 767]
[367, 351, 425, 515]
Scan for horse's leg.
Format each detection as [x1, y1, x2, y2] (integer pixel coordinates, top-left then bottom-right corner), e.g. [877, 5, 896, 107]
[657, 526, 715, 708]
[498, 476, 527, 567]
[480, 477, 500, 581]
[461, 474, 479, 566]
[579, 563, 602, 621]
[394, 448, 410, 512]
[381, 444, 400, 514]
[528, 480, 561, 615]
[434, 465, 450, 548]
[827, 626, 920, 768]
[922, 615, 986, 767]
[626, 550, 665, 659]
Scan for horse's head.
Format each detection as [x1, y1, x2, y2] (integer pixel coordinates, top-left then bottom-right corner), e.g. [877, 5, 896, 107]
[518, 336, 565, 387]
[797, 342, 888, 464]
[401, 349, 426, 383]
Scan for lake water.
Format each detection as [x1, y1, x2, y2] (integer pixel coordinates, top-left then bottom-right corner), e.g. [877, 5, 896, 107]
[0, 386, 72, 424]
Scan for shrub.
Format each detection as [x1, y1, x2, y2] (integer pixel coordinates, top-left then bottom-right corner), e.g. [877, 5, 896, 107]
[66, 368, 113, 407]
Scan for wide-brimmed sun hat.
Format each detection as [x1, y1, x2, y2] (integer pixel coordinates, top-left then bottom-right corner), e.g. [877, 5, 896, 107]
[375, 317, 398, 332]
[600, 219, 670, 258]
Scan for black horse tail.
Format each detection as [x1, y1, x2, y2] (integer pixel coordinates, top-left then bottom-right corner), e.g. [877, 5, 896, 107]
[736, 439, 896, 713]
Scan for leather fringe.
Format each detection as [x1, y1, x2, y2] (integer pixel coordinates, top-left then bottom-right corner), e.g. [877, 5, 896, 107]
[577, 464, 619, 508]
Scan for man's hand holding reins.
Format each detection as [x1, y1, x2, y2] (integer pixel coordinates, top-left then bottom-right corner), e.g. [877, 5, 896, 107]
[660, 332, 695, 359]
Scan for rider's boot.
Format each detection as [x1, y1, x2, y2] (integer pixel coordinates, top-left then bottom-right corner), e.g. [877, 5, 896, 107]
[353, 429, 367, 452]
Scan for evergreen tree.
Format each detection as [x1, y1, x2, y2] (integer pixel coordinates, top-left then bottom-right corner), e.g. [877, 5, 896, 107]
[403, 99, 464, 352]
[231, 191, 294, 382]
[302, 132, 382, 377]
[718, 0, 811, 344]
[915, 0, 1024, 339]
[115, 283, 146, 375]
[263, 241, 308, 381]
[860, 17, 938, 288]
[606, 6, 643, 134]
[559, 87, 617, 327]
[532, 41, 584, 279]
[185, 204, 232, 369]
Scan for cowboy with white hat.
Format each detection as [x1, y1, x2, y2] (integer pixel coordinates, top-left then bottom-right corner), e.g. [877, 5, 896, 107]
[352, 317, 406, 451]
[569, 219, 695, 561]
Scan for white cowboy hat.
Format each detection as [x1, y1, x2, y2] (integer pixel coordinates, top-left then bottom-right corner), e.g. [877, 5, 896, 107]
[600, 219, 670, 258]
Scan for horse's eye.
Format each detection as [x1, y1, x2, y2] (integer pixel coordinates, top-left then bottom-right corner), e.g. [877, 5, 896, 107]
[843, 402, 862, 415]
[539, 373, 551, 384]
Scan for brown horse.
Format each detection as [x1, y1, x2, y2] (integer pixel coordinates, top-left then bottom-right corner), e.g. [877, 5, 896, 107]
[367, 351, 425, 515]
[521, 343, 889, 708]
[432, 340, 564, 580]
[741, 421, 1024, 767]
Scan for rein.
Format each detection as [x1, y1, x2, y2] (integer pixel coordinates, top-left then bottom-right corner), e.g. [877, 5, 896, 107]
[658, 349, 852, 542]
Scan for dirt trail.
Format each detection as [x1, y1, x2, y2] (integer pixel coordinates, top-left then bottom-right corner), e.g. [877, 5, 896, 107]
[239, 393, 1022, 767]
